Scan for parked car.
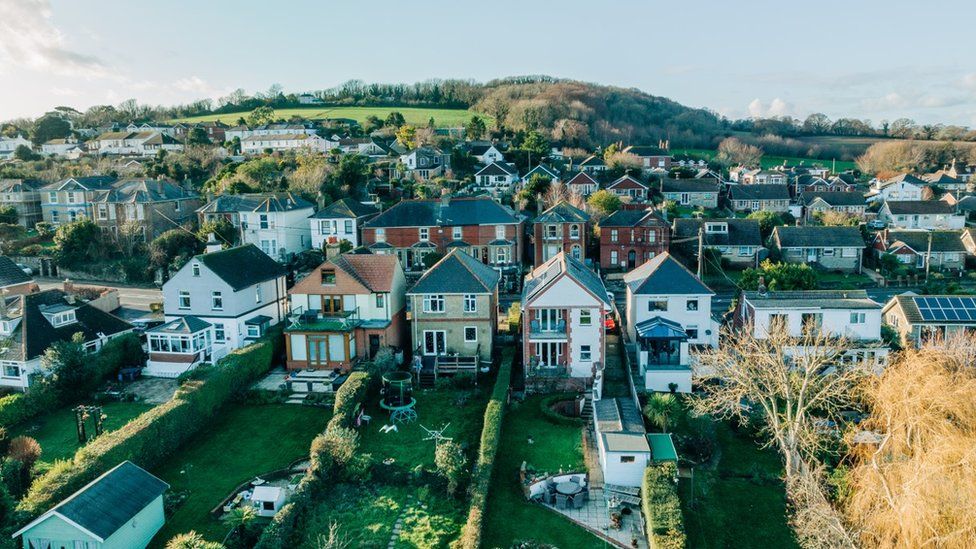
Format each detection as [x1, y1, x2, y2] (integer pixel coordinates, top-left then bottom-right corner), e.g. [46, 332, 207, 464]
[16, 263, 32, 276]
[604, 312, 617, 332]
[866, 219, 887, 230]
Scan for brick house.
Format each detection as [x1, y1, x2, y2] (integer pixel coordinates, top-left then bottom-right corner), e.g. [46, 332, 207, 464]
[622, 145, 672, 172]
[565, 172, 599, 196]
[90, 178, 201, 240]
[606, 175, 649, 202]
[532, 201, 591, 266]
[598, 208, 670, 270]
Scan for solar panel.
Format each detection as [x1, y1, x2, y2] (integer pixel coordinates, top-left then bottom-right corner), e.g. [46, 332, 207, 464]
[913, 296, 976, 323]
[944, 309, 959, 321]
[937, 297, 952, 308]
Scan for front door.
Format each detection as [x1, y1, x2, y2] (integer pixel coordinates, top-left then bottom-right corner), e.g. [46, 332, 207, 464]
[627, 250, 637, 269]
[807, 248, 817, 262]
[369, 334, 381, 358]
[423, 330, 446, 356]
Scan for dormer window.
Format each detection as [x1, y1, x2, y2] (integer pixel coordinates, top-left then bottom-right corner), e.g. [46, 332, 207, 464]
[705, 222, 728, 234]
[46, 309, 77, 327]
[191, 263, 200, 277]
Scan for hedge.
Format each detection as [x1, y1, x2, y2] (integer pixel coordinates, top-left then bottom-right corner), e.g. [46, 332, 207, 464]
[0, 334, 144, 429]
[13, 331, 280, 522]
[457, 350, 514, 549]
[254, 371, 370, 549]
[641, 462, 687, 549]
[539, 392, 585, 427]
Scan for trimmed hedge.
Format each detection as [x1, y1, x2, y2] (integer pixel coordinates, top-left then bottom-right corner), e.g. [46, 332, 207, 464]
[254, 371, 369, 549]
[642, 462, 687, 549]
[539, 392, 585, 427]
[14, 332, 280, 521]
[457, 350, 514, 549]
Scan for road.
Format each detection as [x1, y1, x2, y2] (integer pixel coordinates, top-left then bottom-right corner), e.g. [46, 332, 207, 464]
[37, 278, 162, 320]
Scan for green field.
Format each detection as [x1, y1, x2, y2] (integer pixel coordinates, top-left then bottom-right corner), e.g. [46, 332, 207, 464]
[171, 106, 484, 128]
[12, 401, 154, 466]
[672, 148, 858, 172]
[149, 403, 331, 547]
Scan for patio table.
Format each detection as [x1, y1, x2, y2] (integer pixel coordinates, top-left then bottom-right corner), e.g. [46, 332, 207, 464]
[555, 482, 582, 496]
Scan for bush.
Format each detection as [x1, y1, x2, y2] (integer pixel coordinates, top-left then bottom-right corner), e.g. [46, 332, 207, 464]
[539, 392, 585, 426]
[457, 350, 513, 549]
[15, 332, 279, 520]
[642, 462, 686, 549]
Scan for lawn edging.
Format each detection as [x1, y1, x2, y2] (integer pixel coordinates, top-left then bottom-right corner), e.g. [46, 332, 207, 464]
[457, 349, 514, 549]
[12, 330, 281, 525]
[642, 462, 687, 549]
[255, 371, 370, 549]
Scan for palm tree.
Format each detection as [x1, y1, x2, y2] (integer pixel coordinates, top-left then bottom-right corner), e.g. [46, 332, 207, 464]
[166, 531, 223, 549]
[222, 506, 258, 532]
[643, 392, 682, 433]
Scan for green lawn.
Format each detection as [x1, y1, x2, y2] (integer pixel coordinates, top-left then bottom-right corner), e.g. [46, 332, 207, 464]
[815, 271, 875, 289]
[482, 395, 602, 549]
[171, 106, 484, 128]
[677, 420, 797, 548]
[148, 403, 331, 547]
[11, 401, 154, 466]
[671, 148, 857, 172]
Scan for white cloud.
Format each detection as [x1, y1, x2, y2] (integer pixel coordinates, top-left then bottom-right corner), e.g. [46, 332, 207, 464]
[747, 97, 793, 118]
[174, 76, 211, 94]
[0, 0, 113, 78]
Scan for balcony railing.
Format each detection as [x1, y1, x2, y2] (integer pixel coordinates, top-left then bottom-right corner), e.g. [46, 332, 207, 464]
[528, 320, 568, 339]
[526, 356, 570, 377]
[286, 306, 361, 331]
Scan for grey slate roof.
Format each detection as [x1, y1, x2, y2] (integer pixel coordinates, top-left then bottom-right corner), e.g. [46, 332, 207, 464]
[196, 244, 286, 291]
[534, 201, 590, 224]
[673, 218, 763, 247]
[600, 209, 667, 228]
[772, 226, 864, 249]
[407, 249, 500, 295]
[882, 230, 966, 253]
[594, 397, 645, 434]
[41, 176, 117, 191]
[744, 290, 880, 310]
[623, 253, 713, 295]
[523, 252, 609, 307]
[197, 192, 313, 214]
[311, 197, 380, 219]
[0, 256, 32, 288]
[90, 178, 196, 204]
[475, 161, 518, 177]
[801, 191, 867, 207]
[364, 197, 519, 228]
[14, 461, 168, 541]
[729, 184, 791, 201]
[660, 177, 719, 193]
[884, 200, 957, 215]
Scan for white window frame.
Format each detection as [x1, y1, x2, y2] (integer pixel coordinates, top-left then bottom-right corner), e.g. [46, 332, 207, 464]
[178, 290, 191, 309]
[464, 326, 478, 343]
[423, 294, 445, 313]
[463, 294, 477, 313]
[419, 227, 430, 241]
[580, 344, 592, 361]
[211, 291, 223, 311]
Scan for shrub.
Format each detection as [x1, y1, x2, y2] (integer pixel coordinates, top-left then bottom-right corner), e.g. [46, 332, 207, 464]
[457, 350, 513, 549]
[539, 392, 585, 426]
[434, 440, 467, 496]
[7, 437, 41, 468]
[642, 462, 686, 549]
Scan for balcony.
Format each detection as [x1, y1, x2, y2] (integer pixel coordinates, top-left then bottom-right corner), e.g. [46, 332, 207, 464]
[286, 307, 361, 332]
[526, 356, 570, 377]
[527, 320, 568, 340]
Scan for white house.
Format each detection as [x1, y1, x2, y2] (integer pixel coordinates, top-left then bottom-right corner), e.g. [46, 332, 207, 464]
[0, 289, 133, 392]
[197, 193, 315, 260]
[240, 133, 329, 155]
[0, 135, 32, 158]
[736, 289, 888, 366]
[564, 172, 599, 196]
[398, 147, 449, 180]
[593, 398, 650, 487]
[467, 142, 505, 164]
[41, 137, 84, 157]
[474, 161, 519, 192]
[161, 243, 287, 357]
[624, 253, 717, 393]
[309, 197, 380, 249]
[867, 173, 925, 202]
[226, 123, 316, 142]
[92, 131, 183, 155]
[877, 200, 966, 230]
[522, 252, 610, 389]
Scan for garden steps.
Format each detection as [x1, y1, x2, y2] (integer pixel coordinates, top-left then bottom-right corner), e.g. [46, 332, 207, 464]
[286, 393, 309, 404]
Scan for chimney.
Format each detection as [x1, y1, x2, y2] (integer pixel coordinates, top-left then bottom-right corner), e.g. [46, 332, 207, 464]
[440, 188, 451, 207]
[63, 278, 74, 296]
[325, 240, 341, 260]
[757, 276, 768, 297]
[205, 233, 222, 254]
[0, 289, 7, 318]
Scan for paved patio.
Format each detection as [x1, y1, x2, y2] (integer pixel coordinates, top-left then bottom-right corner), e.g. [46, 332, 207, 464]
[253, 367, 289, 391]
[125, 377, 178, 404]
[543, 488, 647, 549]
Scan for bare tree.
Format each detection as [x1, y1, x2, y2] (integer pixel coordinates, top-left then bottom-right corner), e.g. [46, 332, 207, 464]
[844, 335, 976, 549]
[540, 182, 585, 211]
[715, 137, 763, 167]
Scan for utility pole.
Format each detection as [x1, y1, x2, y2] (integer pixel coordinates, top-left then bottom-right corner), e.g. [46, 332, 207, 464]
[697, 224, 705, 278]
[925, 230, 933, 280]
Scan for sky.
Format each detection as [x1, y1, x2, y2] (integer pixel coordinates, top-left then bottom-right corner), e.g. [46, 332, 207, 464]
[2, 0, 976, 126]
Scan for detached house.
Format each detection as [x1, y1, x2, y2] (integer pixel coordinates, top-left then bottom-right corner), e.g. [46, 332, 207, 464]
[407, 249, 499, 367]
[40, 176, 117, 225]
[672, 218, 764, 268]
[0, 178, 43, 227]
[659, 177, 720, 209]
[565, 172, 599, 196]
[309, 198, 380, 249]
[871, 229, 967, 272]
[197, 193, 315, 260]
[883, 294, 976, 348]
[522, 164, 561, 186]
[361, 196, 523, 289]
[522, 252, 610, 392]
[0, 135, 32, 159]
[578, 155, 608, 174]
[795, 175, 856, 194]
[160, 244, 287, 367]
[285, 254, 407, 371]
[729, 184, 791, 213]
[474, 161, 519, 192]
[0, 289, 132, 391]
[877, 200, 965, 230]
[736, 289, 887, 366]
[90, 178, 200, 240]
[532, 201, 591, 266]
[466, 142, 505, 164]
[398, 147, 450, 180]
[624, 253, 718, 393]
[868, 173, 925, 202]
[599, 208, 671, 270]
[739, 169, 787, 185]
[771, 225, 865, 272]
[606, 175, 649, 202]
[622, 145, 672, 172]
[801, 191, 867, 222]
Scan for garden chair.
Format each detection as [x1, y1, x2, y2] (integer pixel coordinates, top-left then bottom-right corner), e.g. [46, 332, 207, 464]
[573, 493, 586, 509]
[555, 494, 568, 509]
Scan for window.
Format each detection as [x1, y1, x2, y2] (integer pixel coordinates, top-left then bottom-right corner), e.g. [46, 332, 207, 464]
[850, 312, 866, 324]
[211, 291, 223, 310]
[545, 224, 558, 238]
[463, 294, 477, 313]
[495, 225, 505, 239]
[344, 220, 353, 233]
[822, 248, 835, 256]
[97, 204, 108, 220]
[495, 247, 509, 263]
[571, 244, 581, 260]
[48, 191, 57, 203]
[580, 309, 592, 326]
[610, 229, 618, 242]
[686, 299, 699, 311]
[423, 294, 445, 313]
[321, 268, 336, 285]
[453, 226, 462, 239]
[705, 222, 727, 233]
[375, 228, 386, 242]
[610, 250, 618, 264]
[570, 224, 580, 239]
[191, 263, 200, 277]
[648, 300, 668, 311]
[419, 227, 429, 241]
[255, 286, 262, 303]
[178, 290, 190, 309]
[174, 201, 181, 212]
[686, 327, 699, 340]
[2, 364, 19, 378]
[738, 246, 752, 256]
[464, 326, 477, 343]
[620, 456, 635, 463]
[580, 344, 592, 361]
[247, 324, 261, 338]
[259, 214, 269, 229]
[67, 192, 76, 204]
